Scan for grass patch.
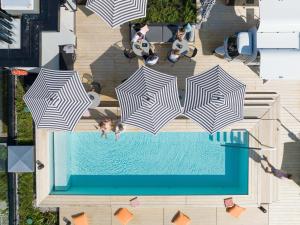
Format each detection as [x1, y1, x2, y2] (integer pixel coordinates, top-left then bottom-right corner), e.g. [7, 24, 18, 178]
[136, 0, 197, 23]
[0, 74, 8, 135]
[18, 174, 58, 225]
[0, 145, 8, 215]
[16, 77, 33, 145]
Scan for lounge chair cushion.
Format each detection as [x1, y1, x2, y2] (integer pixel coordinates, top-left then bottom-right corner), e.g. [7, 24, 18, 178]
[163, 25, 179, 42]
[227, 205, 246, 218]
[114, 208, 133, 225]
[72, 212, 89, 225]
[146, 26, 163, 42]
[172, 211, 191, 225]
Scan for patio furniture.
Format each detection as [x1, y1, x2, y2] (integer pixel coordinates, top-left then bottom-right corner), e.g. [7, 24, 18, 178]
[172, 39, 189, 55]
[87, 91, 101, 109]
[130, 24, 196, 43]
[224, 197, 246, 218]
[23, 68, 92, 131]
[183, 65, 246, 134]
[114, 208, 133, 225]
[72, 212, 89, 225]
[115, 66, 182, 134]
[85, 0, 147, 28]
[171, 211, 191, 225]
[132, 39, 150, 56]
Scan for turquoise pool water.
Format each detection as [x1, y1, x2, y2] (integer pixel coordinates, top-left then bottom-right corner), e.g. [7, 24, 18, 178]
[50, 131, 249, 195]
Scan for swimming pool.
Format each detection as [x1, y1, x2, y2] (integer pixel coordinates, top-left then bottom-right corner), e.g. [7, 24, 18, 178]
[50, 131, 249, 195]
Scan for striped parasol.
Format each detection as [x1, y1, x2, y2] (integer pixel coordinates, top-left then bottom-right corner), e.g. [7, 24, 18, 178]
[86, 0, 148, 28]
[116, 66, 182, 134]
[23, 68, 92, 131]
[183, 65, 246, 134]
[200, 0, 216, 21]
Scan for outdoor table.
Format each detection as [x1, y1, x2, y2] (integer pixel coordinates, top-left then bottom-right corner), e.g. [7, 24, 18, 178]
[132, 40, 150, 56]
[172, 39, 189, 55]
[88, 91, 101, 109]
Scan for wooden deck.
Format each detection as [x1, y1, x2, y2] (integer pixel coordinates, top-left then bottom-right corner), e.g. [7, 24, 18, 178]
[57, 1, 300, 224]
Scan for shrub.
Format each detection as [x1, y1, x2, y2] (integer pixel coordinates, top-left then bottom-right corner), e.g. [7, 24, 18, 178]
[136, 0, 197, 23]
[18, 174, 58, 225]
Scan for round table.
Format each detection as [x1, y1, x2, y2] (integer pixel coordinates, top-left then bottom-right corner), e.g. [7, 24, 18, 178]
[88, 91, 101, 109]
[172, 39, 189, 55]
[132, 40, 150, 56]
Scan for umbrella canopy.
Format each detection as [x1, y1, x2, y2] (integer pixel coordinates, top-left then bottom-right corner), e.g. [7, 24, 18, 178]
[86, 0, 148, 28]
[23, 68, 92, 131]
[183, 65, 246, 134]
[116, 66, 182, 134]
[199, 0, 216, 22]
[8, 146, 34, 173]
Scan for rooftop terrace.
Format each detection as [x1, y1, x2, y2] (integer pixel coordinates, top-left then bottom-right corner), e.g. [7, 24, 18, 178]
[35, 1, 300, 225]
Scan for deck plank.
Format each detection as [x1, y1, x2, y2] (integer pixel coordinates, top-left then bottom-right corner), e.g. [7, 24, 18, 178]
[60, 2, 300, 225]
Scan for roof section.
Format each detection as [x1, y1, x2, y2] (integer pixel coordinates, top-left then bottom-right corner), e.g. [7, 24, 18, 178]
[8, 145, 34, 173]
[258, 0, 300, 32]
[258, 0, 300, 79]
[0, 0, 60, 67]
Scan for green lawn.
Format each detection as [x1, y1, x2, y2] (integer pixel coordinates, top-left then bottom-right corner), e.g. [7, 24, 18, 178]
[0, 145, 8, 214]
[16, 78, 58, 225]
[16, 78, 33, 145]
[18, 174, 58, 225]
[0, 74, 8, 135]
[136, 0, 197, 23]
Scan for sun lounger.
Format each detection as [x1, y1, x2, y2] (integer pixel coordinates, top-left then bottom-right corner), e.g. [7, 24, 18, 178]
[72, 212, 89, 225]
[114, 208, 134, 225]
[171, 211, 191, 225]
[224, 197, 246, 218]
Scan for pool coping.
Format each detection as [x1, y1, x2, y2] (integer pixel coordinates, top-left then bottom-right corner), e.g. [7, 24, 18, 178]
[35, 120, 262, 207]
[35, 94, 280, 207]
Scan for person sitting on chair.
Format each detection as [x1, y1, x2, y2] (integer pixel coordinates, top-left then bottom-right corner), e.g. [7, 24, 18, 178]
[142, 49, 159, 66]
[132, 24, 149, 42]
[168, 49, 181, 63]
[176, 28, 186, 41]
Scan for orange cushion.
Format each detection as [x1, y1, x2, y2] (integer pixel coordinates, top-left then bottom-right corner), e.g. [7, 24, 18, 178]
[114, 208, 133, 225]
[227, 205, 246, 218]
[72, 213, 89, 225]
[172, 212, 191, 225]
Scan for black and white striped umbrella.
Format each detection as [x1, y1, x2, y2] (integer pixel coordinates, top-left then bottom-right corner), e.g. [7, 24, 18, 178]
[116, 66, 182, 134]
[23, 69, 92, 131]
[183, 65, 246, 134]
[86, 0, 148, 28]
